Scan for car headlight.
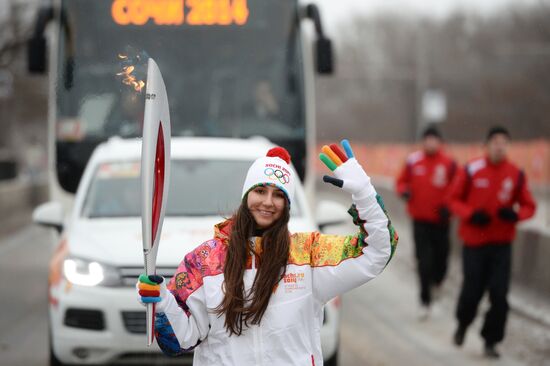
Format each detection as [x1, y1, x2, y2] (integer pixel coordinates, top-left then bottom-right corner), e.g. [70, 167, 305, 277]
[63, 257, 121, 287]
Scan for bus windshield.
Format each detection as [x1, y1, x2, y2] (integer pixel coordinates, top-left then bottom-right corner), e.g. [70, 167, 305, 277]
[56, 0, 304, 142]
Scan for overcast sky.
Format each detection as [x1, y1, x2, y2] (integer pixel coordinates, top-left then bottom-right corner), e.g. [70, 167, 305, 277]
[310, 0, 545, 31]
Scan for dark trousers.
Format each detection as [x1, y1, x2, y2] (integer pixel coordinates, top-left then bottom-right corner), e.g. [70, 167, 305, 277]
[413, 221, 450, 306]
[456, 244, 511, 345]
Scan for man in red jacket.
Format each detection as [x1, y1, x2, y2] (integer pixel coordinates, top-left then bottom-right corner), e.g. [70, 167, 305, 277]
[396, 126, 457, 318]
[449, 126, 536, 358]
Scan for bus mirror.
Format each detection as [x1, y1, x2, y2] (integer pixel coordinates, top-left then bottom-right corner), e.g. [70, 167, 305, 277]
[27, 36, 47, 74]
[316, 37, 333, 75]
[302, 4, 334, 75]
[28, 5, 54, 74]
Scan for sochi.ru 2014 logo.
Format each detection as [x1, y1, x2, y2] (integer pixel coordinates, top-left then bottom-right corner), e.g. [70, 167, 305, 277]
[264, 167, 290, 184]
[283, 272, 306, 293]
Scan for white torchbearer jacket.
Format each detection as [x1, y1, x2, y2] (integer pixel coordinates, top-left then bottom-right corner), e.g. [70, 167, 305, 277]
[153, 188, 398, 366]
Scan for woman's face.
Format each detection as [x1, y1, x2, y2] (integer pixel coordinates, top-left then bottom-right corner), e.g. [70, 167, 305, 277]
[247, 185, 286, 229]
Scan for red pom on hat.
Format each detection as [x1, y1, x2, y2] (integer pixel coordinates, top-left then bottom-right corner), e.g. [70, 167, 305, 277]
[266, 147, 291, 164]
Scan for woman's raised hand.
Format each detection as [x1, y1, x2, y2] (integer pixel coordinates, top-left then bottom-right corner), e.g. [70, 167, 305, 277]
[319, 139, 372, 196]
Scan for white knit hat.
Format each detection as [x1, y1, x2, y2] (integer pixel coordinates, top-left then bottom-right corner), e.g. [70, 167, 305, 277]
[242, 147, 296, 206]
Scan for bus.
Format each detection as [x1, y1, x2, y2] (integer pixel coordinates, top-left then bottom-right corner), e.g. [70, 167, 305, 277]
[28, 1, 339, 365]
[28, 0, 333, 206]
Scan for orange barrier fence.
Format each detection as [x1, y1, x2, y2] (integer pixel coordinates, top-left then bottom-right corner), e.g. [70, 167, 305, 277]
[315, 140, 550, 187]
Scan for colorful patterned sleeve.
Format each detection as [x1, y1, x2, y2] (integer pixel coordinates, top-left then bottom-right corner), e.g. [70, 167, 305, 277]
[310, 193, 398, 304]
[154, 239, 224, 356]
[155, 313, 201, 356]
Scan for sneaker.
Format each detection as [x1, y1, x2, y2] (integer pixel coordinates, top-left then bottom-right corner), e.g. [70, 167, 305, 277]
[484, 343, 500, 359]
[431, 285, 442, 302]
[453, 325, 466, 346]
[418, 305, 430, 321]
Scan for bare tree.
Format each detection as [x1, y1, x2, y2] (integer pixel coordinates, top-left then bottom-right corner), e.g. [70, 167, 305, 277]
[316, 3, 550, 143]
[0, 0, 37, 68]
[0, 0, 44, 180]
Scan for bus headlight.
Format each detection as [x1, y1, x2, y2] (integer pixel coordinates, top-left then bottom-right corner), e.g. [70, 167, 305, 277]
[63, 258, 121, 287]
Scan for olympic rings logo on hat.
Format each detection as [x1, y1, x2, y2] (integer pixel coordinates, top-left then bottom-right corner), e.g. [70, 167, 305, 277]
[264, 168, 290, 184]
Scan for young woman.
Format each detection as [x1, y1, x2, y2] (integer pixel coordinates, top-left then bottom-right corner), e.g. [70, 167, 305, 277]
[137, 140, 398, 365]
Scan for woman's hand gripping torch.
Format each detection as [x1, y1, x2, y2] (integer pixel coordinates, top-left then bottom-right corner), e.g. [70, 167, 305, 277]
[141, 58, 171, 346]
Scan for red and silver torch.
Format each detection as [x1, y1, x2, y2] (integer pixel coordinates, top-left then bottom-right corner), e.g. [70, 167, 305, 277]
[141, 58, 171, 346]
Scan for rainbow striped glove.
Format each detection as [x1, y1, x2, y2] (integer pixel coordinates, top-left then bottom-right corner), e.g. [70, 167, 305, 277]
[319, 140, 375, 198]
[136, 274, 168, 312]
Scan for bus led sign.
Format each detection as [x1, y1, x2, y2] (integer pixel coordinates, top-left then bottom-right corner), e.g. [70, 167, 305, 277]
[111, 0, 249, 26]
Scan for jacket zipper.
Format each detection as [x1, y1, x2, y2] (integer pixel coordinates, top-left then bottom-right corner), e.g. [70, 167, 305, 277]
[251, 238, 256, 270]
[250, 238, 263, 366]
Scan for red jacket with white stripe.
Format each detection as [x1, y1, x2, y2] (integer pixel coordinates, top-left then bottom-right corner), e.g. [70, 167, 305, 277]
[396, 149, 457, 223]
[448, 156, 536, 246]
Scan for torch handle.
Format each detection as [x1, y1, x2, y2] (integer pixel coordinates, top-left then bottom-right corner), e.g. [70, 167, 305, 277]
[144, 252, 156, 346]
[146, 301, 155, 346]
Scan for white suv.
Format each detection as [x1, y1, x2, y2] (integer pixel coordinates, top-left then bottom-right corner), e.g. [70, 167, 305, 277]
[34, 137, 343, 365]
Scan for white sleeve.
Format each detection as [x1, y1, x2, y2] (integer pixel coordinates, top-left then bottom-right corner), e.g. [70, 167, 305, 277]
[312, 187, 397, 304]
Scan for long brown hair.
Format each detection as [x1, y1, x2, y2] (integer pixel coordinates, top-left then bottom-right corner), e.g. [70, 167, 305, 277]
[215, 198, 290, 336]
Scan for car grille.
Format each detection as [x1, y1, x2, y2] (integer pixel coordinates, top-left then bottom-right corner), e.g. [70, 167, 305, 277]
[122, 311, 146, 334]
[64, 308, 105, 330]
[119, 267, 177, 287]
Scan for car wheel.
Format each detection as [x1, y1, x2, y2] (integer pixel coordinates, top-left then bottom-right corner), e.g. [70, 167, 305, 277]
[325, 350, 339, 366]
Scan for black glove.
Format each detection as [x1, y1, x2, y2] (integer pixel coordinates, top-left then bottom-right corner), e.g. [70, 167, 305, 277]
[498, 207, 519, 222]
[469, 209, 491, 226]
[400, 191, 411, 201]
[438, 205, 451, 222]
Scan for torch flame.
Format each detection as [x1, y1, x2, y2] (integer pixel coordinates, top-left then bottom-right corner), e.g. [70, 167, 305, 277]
[117, 57, 146, 92]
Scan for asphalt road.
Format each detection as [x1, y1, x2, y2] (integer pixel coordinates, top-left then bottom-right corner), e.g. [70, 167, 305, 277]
[0, 225, 50, 366]
[328, 191, 550, 366]
[0, 212, 549, 366]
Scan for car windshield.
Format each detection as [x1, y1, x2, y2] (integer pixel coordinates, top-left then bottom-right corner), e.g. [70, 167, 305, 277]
[81, 159, 301, 218]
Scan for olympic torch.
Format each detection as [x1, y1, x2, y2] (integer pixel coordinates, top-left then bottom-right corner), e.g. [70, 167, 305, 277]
[141, 58, 171, 346]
